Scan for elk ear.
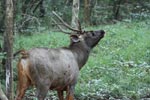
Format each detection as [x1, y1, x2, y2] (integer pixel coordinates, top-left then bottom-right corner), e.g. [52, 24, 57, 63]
[70, 35, 80, 43]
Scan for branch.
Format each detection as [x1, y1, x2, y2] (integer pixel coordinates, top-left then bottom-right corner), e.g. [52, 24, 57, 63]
[33, 0, 43, 13]
[17, 14, 40, 31]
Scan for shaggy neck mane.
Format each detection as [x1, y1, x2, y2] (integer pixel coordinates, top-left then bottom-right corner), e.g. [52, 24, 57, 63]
[68, 42, 91, 70]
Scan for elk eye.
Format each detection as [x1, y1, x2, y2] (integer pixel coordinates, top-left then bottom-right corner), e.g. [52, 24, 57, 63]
[91, 32, 95, 36]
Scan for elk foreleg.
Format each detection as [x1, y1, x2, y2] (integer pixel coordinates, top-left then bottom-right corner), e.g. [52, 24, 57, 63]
[57, 90, 64, 100]
[66, 85, 75, 100]
[36, 81, 50, 100]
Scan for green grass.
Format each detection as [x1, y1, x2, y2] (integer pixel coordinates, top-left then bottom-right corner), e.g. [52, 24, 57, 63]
[1, 20, 150, 99]
[75, 20, 150, 99]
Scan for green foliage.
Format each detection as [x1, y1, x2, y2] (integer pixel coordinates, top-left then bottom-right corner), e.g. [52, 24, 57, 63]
[11, 20, 150, 99]
[1, 0, 150, 33]
[14, 31, 69, 50]
[0, 52, 6, 59]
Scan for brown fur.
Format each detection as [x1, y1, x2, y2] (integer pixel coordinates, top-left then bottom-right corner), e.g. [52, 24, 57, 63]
[15, 30, 105, 100]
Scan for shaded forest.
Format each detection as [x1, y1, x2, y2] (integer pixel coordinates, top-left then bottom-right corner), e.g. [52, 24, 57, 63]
[0, 0, 150, 33]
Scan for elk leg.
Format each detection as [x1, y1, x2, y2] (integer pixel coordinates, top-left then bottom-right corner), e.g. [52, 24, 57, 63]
[16, 72, 31, 100]
[57, 90, 64, 100]
[36, 83, 49, 100]
[66, 86, 74, 100]
[66, 94, 74, 100]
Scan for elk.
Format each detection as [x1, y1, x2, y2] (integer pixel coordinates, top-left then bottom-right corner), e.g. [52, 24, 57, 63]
[15, 12, 105, 100]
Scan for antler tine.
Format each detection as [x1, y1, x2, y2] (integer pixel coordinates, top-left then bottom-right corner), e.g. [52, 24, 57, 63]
[52, 11, 81, 33]
[78, 20, 82, 32]
[52, 18, 71, 34]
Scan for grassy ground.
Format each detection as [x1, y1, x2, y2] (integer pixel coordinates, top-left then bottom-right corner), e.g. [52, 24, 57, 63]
[75, 20, 150, 100]
[1, 20, 150, 99]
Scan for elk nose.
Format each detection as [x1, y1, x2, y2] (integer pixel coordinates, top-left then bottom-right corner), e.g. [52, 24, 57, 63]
[100, 30, 105, 35]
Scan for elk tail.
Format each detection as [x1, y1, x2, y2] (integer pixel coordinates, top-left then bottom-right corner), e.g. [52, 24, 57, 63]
[13, 49, 29, 59]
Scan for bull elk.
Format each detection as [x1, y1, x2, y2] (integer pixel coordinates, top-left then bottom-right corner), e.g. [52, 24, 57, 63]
[15, 12, 105, 100]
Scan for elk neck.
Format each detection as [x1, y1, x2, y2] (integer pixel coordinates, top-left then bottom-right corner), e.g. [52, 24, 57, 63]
[68, 42, 91, 70]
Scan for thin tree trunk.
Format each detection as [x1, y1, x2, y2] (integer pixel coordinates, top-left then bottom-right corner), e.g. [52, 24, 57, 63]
[113, 0, 122, 20]
[84, 0, 90, 25]
[0, 0, 5, 33]
[71, 0, 80, 29]
[39, 0, 45, 17]
[3, 0, 14, 99]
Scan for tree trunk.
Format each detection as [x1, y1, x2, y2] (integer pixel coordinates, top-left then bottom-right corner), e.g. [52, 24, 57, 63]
[71, 0, 80, 29]
[39, 0, 45, 17]
[0, 83, 8, 100]
[84, 0, 91, 25]
[113, 0, 122, 20]
[3, 0, 14, 99]
[0, 0, 5, 33]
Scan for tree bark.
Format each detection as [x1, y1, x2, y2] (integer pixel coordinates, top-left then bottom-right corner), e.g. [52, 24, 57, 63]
[84, 0, 91, 25]
[71, 0, 80, 29]
[113, 0, 123, 20]
[0, 0, 5, 33]
[3, 0, 14, 99]
[39, 0, 45, 17]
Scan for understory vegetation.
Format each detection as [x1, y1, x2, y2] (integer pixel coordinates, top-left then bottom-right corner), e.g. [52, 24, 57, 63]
[1, 20, 150, 100]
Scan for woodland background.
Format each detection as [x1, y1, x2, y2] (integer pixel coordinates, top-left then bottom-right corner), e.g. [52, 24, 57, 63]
[0, 0, 150, 100]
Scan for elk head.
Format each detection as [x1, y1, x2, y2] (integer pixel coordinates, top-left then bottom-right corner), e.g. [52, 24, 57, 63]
[69, 30, 105, 48]
[52, 11, 105, 69]
[52, 11, 105, 49]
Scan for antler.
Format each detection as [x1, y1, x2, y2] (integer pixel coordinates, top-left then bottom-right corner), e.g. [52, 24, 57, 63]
[78, 20, 82, 32]
[51, 18, 71, 34]
[52, 11, 82, 33]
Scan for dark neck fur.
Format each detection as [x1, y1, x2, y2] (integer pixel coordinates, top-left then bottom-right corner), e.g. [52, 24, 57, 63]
[68, 42, 91, 70]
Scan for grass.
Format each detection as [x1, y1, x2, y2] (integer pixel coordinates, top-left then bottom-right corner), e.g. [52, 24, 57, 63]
[1, 20, 150, 99]
[75, 20, 150, 99]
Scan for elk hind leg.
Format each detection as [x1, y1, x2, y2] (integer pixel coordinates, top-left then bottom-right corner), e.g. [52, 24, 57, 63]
[16, 73, 31, 100]
[16, 62, 31, 100]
